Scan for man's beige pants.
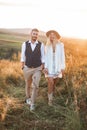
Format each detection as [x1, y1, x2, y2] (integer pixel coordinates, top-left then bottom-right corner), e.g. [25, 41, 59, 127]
[23, 65, 41, 104]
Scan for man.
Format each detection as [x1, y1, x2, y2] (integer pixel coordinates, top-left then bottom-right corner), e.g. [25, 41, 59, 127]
[21, 28, 45, 110]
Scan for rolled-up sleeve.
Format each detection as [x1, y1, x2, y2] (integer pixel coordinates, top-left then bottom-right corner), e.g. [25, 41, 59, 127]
[20, 42, 26, 62]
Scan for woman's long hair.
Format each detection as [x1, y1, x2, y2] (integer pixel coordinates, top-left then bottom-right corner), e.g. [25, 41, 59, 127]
[46, 37, 59, 46]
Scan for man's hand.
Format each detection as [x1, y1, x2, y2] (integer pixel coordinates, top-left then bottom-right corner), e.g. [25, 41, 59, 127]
[41, 63, 45, 70]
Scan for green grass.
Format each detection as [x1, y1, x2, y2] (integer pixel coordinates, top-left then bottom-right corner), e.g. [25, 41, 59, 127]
[0, 33, 22, 59]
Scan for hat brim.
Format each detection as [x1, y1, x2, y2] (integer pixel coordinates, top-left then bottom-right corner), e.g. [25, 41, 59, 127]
[46, 30, 61, 39]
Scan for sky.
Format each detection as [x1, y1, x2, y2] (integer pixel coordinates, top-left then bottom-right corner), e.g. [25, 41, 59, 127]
[0, 0, 87, 39]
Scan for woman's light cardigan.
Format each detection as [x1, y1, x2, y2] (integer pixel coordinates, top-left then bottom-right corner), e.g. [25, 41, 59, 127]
[45, 42, 65, 74]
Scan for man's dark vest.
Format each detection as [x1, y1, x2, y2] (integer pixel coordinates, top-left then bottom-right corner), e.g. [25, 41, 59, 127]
[25, 41, 42, 68]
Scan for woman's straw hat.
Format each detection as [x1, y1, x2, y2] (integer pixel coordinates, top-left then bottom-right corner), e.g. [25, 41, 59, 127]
[46, 30, 61, 39]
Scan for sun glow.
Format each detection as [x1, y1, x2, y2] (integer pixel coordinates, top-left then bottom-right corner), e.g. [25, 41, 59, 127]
[0, 0, 87, 39]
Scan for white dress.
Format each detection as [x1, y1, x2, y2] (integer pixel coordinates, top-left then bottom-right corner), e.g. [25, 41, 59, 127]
[45, 52, 62, 79]
[45, 42, 65, 79]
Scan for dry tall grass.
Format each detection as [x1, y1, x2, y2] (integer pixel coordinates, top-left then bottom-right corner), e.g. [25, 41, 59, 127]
[0, 37, 87, 130]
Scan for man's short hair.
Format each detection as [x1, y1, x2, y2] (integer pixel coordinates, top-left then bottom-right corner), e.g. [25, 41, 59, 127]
[32, 28, 39, 32]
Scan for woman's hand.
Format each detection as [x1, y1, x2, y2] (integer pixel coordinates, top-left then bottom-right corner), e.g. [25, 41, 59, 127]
[61, 69, 64, 77]
[43, 68, 48, 74]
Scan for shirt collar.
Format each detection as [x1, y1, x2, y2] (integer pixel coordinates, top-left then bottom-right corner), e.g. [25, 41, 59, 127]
[29, 40, 38, 44]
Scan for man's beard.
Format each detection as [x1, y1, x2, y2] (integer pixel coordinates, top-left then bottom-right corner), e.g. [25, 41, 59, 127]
[32, 37, 37, 41]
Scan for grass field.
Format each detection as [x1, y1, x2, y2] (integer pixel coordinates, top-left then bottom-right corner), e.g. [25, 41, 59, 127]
[0, 29, 87, 130]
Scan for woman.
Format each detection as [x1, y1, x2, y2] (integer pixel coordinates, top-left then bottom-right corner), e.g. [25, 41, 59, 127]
[44, 30, 65, 106]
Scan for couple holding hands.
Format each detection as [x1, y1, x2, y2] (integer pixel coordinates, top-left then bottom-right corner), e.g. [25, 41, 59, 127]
[21, 28, 65, 111]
